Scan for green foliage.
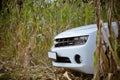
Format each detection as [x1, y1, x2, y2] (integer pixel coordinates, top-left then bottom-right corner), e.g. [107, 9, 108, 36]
[94, 52, 97, 66]
[0, 0, 95, 79]
[0, 0, 95, 59]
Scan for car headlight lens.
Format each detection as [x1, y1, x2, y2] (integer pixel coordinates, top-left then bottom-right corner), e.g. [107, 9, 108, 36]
[74, 35, 89, 45]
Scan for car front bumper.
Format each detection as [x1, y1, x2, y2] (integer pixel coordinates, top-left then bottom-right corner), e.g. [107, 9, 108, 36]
[48, 33, 96, 74]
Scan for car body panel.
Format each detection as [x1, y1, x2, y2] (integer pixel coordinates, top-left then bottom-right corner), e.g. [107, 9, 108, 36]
[48, 22, 118, 74]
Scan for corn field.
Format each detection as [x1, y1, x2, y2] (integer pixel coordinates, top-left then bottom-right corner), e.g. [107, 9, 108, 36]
[0, 0, 119, 80]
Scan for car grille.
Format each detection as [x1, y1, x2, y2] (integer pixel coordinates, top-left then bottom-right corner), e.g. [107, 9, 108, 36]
[55, 37, 74, 47]
[55, 36, 88, 47]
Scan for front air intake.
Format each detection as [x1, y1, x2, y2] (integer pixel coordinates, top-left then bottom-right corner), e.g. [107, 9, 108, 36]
[54, 35, 88, 47]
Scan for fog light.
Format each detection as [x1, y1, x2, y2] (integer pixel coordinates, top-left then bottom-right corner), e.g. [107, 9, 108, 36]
[75, 54, 81, 64]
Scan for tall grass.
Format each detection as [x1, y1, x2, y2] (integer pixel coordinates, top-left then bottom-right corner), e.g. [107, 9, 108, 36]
[0, 0, 95, 79]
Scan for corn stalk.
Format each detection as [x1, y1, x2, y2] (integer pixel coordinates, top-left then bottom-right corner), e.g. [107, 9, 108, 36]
[113, 0, 120, 67]
[93, 0, 101, 79]
[93, 0, 109, 79]
[93, 0, 120, 80]
[107, 0, 118, 73]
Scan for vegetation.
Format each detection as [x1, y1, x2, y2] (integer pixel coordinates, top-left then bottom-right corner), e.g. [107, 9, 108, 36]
[0, 0, 95, 80]
[93, 0, 120, 80]
[0, 0, 119, 80]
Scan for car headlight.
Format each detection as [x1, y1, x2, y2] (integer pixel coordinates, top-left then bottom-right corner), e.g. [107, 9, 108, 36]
[74, 35, 89, 45]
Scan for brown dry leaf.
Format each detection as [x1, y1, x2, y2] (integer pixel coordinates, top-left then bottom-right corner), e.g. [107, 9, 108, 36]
[100, 47, 109, 73]
[63, 71, 72, 80]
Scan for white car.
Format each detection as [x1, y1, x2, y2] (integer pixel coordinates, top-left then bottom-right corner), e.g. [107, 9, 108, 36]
[48, 22, 118, 74]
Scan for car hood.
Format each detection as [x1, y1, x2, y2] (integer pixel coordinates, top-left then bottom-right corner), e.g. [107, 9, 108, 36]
[55, 24, 97, 39]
